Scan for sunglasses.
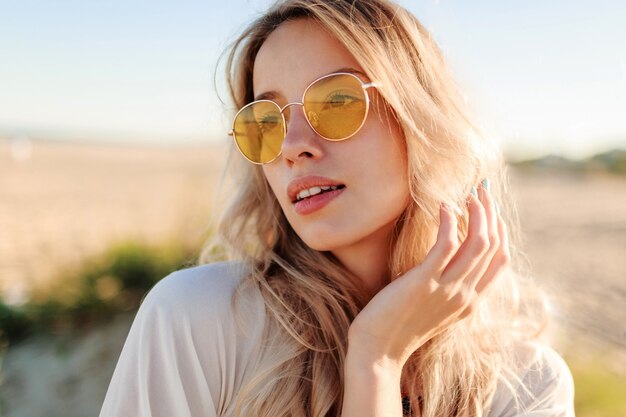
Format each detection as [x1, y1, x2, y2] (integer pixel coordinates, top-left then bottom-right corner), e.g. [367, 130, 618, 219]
[229, 71, 379, 164]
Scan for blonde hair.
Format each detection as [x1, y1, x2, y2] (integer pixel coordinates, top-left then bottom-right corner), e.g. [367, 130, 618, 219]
[200, 0, 549, 416]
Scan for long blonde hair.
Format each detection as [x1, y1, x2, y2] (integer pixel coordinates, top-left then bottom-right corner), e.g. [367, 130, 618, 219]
[200, 1, 549, 416]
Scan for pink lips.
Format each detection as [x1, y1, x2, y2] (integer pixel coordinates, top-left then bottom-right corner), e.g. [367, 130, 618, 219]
[287, 175, 346, 215]
[293, 187, 345, 215]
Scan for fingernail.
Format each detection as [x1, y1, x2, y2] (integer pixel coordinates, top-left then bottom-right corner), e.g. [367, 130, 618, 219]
[481, 178, 490, 190]
[470, 187, 478, 198]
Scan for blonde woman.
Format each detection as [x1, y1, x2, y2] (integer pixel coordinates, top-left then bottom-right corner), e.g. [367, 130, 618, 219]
[99, 1, 575, 416]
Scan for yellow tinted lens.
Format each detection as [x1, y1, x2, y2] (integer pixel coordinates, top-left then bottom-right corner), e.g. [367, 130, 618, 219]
[233, 101, 284, 163]
[304, 73, 367, 140]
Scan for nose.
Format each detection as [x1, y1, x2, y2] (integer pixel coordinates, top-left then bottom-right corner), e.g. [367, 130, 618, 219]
[279, 102, 324, 165]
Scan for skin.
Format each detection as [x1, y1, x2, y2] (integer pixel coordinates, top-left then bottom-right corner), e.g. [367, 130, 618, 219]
[256, 18, 410, 296]
[252, 18, 511, 417]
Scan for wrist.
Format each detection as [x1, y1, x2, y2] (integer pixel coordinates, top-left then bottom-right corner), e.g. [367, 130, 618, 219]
[345, 341, 405, 378]
[346, 328, 414, 371]
[342, 346, 404, 417]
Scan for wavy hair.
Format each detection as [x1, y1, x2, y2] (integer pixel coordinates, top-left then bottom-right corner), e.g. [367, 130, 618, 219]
[199, 0, 549, 416]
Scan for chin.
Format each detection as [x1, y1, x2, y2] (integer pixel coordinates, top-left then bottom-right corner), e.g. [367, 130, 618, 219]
[299, 235, 341, 252]
[295, 225, 358, 252]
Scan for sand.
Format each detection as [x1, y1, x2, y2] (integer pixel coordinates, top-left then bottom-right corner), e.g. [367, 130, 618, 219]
[0, 138, 227, 303]
[1, 138, 624, 347]
[509, 168, 626, 353]
[0, 138, 624, 416]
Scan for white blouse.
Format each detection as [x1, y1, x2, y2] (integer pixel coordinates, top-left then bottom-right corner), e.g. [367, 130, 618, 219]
[99, 262, 575, 417]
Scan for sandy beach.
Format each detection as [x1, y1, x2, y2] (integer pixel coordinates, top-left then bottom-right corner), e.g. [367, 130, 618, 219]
[1, 138, 624, 347]
[0, 138, 624, 416]
[0, 138, 226, 303]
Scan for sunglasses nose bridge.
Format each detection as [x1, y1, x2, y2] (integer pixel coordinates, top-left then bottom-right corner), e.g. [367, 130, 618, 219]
[279, 101, 304, 113]
[278, 102, 305, 133]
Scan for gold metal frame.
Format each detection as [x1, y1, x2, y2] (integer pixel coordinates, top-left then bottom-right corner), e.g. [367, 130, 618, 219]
[228, 71, 379, 164]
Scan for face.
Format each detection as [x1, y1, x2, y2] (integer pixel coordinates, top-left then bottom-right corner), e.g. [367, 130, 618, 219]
[253, 18, 410, 253]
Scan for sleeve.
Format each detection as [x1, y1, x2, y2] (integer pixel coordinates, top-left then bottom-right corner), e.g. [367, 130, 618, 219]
[488, 343, 576, 417]
[98, 263, 258, 417]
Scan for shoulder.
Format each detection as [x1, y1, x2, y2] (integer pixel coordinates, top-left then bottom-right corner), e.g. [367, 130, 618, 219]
[140, 261, 261, 319]
[488, 342, 575, 417]
[521, 343, 575, 395]
[132, 260, 269, 389]
[100, 261, 267, 416]
[133, 260, 268, 355]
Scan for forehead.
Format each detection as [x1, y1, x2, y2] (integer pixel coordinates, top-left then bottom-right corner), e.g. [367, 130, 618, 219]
[252, 18, 364, 100]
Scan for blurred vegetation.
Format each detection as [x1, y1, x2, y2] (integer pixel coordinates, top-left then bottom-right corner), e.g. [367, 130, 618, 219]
[569, 355, 626, 417]
[0, 237, 624, 416]
[0, 239, 199, 347]
[510, 148, 626, 175]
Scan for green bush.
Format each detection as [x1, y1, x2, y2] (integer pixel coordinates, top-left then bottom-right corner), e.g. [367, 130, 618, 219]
[0, 238, 200, 346]
[570, 356, 626, 417]
[0, 300, 31, 345]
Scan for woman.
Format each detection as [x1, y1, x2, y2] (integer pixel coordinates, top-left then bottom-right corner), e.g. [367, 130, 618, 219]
[99, 0, 575, 416]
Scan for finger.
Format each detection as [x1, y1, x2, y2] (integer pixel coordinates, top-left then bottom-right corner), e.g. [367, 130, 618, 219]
[463, 179, 500, 289]
[458, 212, 508, 321]
[439, 187, 488, 284]
[475, 211, 511, 295]
[420, 203, 459, 275]
[457, 296, 478, 320]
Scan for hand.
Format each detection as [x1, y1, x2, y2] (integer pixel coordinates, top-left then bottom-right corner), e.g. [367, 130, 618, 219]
[347, 180, 511, 368]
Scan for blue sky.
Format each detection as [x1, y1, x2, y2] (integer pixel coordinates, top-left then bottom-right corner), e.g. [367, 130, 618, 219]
[0, 0, 625, 158]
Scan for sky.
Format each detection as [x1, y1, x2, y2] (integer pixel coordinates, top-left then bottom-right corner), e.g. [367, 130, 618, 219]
[0, 0, 625, 158]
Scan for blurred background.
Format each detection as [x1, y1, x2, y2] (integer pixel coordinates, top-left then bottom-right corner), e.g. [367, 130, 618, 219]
[0, 1, 624, 416]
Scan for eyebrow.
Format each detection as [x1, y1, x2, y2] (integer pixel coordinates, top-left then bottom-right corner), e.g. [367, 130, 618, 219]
[253, 67, 368, 101]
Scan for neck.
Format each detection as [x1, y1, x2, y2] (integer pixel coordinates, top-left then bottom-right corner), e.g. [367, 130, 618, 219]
[331, 224, 395, 299]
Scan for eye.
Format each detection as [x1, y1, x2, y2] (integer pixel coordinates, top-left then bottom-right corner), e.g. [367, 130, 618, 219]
[323, 90, 360, 109]
[257, 114, 281, 134]
[260, 114, 280, 124]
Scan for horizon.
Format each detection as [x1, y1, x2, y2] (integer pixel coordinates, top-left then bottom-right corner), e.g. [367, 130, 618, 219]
[1, 0, 625, 159]
[3, 134, 624, 165]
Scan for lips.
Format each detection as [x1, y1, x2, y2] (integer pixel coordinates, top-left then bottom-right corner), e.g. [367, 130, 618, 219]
[287, 175, 345, 203]
[292, 186, 345, 215]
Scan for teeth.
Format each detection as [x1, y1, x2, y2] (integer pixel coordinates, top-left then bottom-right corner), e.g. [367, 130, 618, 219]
[296, 185, 339, 201]
[309, 186, 322, 196]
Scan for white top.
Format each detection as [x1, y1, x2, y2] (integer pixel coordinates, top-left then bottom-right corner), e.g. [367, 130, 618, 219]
[99, 262, 575, 417]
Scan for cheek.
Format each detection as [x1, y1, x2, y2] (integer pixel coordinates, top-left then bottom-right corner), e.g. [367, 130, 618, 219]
[262, 167, 274, 192]
[382, 117, 408, 183]
[357, 121, 408, 187]
[262, 165, 288, 207]
[367, 124, 410, 209]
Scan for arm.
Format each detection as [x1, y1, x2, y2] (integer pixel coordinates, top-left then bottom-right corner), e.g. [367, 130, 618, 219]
[342, 343, 404, 417]
[99, 262, 260, 417]
[98, 270, 221, 417]
[341, 183, 509, 416]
